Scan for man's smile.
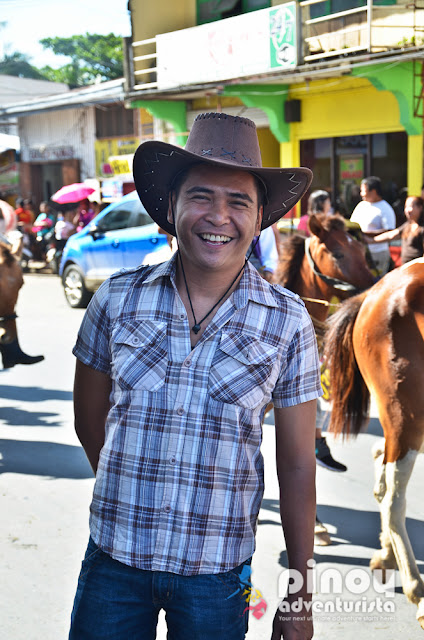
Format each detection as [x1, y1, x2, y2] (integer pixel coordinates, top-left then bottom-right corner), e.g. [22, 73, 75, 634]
[199, 233, 232, 244]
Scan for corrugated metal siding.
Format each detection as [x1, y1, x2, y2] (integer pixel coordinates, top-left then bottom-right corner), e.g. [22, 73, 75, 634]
[187, 107, 270, 130]
[19, 107, 96, 179]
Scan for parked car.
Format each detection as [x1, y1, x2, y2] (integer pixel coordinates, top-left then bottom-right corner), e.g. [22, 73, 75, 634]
[59, 190, 170, 308]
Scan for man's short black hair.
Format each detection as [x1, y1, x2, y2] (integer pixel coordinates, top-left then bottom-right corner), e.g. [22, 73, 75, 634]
[361, 176, 383, 197]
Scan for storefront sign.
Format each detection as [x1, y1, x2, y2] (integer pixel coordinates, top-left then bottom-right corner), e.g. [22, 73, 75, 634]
[340, 156, 364, 180]
[156, 2, 297, 90]
[101, 178, 124, 201]
[0, 161, 19, 192]
[95, 138, 140, 178]
[109, 155, 133, 176]
[25, 146, 74, 162]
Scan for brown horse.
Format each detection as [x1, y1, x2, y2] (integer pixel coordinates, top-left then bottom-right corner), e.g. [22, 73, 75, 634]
[323, 258, 424, 628]
[0, 240, 44, 368]
[275, 214, 375, 544]
[277, 214, 375, 332]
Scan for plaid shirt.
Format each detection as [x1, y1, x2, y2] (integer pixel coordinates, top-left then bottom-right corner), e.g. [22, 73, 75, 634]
[73, 254, 321, 576]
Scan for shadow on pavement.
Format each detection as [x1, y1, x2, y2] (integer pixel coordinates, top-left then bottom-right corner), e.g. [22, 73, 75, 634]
[259, 499, 424, 567]
[0, 438, 93, 479]
[0, 384, 72, 403]
[0, 406, 61, 427]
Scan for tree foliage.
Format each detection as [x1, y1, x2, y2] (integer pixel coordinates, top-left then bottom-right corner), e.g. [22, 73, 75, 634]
[40, 33, 124, 86]
[0, 32, 124, 86]
[0, 51, 47, 79]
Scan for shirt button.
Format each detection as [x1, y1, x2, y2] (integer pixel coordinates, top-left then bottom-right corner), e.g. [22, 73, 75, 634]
[183, 358, 192, 367]
[169, 456, 176, 465]
[176, 407, 184, 415]
[132, 336, 140, 345]
[179, 313, 185, 321]
[163, 505, 171, 513]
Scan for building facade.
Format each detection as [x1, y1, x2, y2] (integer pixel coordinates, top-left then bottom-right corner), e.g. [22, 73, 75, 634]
[125, 0, 424, 215]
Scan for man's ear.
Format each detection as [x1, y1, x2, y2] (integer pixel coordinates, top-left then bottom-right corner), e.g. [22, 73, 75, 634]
[167, 192, 176, 226]
[255, 205, 263, 236]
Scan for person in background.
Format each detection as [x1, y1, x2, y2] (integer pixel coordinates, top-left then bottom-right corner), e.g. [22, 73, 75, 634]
[297, 190, 332, 236]
[365, 195, 424, 265]
[14, 197, 35, 233]
[295, 191, 347, 471]
[249, 224, 279, 282]
[32, 201, 55, 237]
[73, 199, 95, 232]
[350, 176, 396, 276]
[55, 209, 77, 251]
[392, 187, 408, 227]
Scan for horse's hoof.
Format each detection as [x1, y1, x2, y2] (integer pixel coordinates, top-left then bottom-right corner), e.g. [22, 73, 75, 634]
[314, 523, 331, 546]
[315, 531, 332, 546]
[370, 552, 397, 575]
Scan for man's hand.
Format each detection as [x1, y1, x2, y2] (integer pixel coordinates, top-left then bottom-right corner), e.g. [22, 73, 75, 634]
[271, 600, 313, 639]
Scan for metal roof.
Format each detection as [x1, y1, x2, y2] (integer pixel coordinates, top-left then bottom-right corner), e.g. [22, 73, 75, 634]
[0, 78, 125, 118]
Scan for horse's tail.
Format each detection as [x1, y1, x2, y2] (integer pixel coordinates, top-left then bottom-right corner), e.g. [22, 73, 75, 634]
[323, 291, 370, 437]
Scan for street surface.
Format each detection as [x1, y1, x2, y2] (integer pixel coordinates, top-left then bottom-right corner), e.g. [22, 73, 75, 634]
[1, 273, 424, 639]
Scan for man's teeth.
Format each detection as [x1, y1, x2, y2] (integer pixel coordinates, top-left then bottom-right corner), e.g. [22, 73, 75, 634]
[200, 233, 231, 243]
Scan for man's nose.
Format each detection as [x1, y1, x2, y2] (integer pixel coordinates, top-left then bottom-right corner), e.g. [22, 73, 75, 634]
[205, 198, 231, 225]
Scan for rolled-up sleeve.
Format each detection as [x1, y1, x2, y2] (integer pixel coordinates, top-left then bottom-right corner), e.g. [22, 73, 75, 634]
[72, 279, 111, 374]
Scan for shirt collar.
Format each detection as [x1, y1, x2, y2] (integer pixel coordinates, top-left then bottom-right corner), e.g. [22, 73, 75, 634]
[233, 261, 279, 309]
[143, 252, 178, 283]
[143, 252, 278, 309]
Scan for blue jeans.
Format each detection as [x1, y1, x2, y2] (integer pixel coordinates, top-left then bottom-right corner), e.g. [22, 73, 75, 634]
[69, 538, 251, 639]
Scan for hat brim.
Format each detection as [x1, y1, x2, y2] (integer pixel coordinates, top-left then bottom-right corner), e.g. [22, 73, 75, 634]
[133, 140, 312, 236]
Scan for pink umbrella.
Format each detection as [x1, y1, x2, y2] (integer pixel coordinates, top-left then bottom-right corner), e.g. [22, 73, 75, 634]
[51, 183, 95, 204]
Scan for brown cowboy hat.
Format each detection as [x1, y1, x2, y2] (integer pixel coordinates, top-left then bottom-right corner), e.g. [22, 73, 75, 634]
[133, 112, 312, 236]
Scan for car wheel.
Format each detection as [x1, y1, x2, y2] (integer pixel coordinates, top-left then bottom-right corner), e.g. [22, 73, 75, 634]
[62, 265, 92, 308]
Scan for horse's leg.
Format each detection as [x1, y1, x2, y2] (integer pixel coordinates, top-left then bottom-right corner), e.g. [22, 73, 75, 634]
[370, 440, 397, 576]
[380, 448, 424, 627]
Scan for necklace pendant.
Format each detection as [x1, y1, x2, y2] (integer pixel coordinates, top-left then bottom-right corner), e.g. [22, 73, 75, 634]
[192, 323, 201, 334]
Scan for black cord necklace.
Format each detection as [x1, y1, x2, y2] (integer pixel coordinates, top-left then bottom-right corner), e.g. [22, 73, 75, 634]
[178, 251, 247, 334]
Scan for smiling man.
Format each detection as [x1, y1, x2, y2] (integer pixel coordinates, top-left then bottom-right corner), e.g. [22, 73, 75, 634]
[69, 113, 321, 640]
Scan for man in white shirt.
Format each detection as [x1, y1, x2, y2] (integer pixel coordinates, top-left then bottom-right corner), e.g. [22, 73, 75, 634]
[350, 176, 396, 275]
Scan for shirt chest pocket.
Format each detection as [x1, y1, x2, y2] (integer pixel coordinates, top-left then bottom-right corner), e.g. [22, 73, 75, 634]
[111, 320, 167, 391]
[208, 332, 278, 410]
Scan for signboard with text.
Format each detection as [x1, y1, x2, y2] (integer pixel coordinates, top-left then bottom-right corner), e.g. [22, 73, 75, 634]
[156, 3, 297, 90]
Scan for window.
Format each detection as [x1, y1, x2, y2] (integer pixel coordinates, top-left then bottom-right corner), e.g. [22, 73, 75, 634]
[98, 200, 153, 232]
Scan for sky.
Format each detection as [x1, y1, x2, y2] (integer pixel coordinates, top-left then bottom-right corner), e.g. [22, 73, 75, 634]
[0, 0, 132, 68]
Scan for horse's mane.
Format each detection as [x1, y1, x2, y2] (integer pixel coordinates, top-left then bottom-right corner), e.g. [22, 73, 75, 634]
[0, 241, 16, 268]
[276, 214, 346, 290]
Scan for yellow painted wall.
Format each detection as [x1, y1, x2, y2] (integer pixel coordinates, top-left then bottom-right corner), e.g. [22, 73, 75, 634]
[131, 0, 196, 43]
[289, 77, 402, 140]
[408, 135, 423, 197]
[258, 128, 279, 167]
[281, 75, 422, 209]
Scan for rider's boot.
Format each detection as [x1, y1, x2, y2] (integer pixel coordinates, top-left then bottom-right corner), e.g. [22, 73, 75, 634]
[0, 338, 44, 369]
